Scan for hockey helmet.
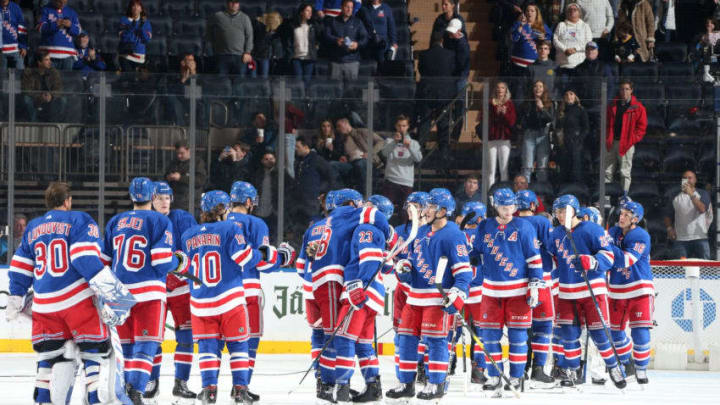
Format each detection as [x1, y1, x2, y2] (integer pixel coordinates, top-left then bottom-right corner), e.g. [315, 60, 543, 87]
[429, 188, 456, 217]
[368, 194, 394, 220]
[153, 181, 173, 197]
[325, 190, 338, 212]
[201, 190, 231, 213]
[492, 188, 517, 207]
[460, 201, 486, 223]
[335, 188, 363, 207]
[621, 201, 644, 222]
[230, 181, 258, 205]
[516, 190, 537, 210]
[405, 191, 431, 209]
[553, 194, 580, 215]
[129, 177, 154, 203]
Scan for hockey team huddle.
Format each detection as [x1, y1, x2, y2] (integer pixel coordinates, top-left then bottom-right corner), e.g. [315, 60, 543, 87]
[4, 176, 654, 405]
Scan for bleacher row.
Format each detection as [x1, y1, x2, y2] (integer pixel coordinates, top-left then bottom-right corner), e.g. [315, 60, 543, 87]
[20, 0, 414, 74]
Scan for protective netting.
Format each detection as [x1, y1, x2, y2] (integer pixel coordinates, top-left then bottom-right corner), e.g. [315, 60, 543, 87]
[651, 260, 720, 362]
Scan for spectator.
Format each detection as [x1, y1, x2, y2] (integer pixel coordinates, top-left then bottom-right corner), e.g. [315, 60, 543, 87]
[334, 117, 383, 189]
[209, 141, 251, 193]
[38, 0, 81, 71]
[508, 5, 551, 99]
[612, 22, 640, 64]
[525, 4, 552, 42]
[358, 0, 397, 65]
[616, 0, 655, 63]
[315, 0, 361, 19]
[118, 0, 152, 72]
[206, 0, 254, 75]
[250, 11, 283, 78]
[244, 111, 276, 159]
[252, 150, 279, 236]
[380, 114, 422, 222]
[698, 18, 720, 83]
[656, 0, 677, 42]
[534, 0, 564, 27]
[605, 79, 647, 192]
[576, 0, 614, 60]
[512, 173, 546, 212]
[324, 0, 368, 81]
[0, 213, 27, 263]
[553, 3, 593, 71]
[574, 41, 615, 106]
[283, 2, 321, 87]
[289, 135, 334, 230]
[556, 88, 589, 182]
[21, 50, 64, 122]
[432, 0, 467, 40]
[487, 81, 516, 188]
[167, 53, 197, 126]
[444, 18, 470, 143]
[529, 40, 557, 97]
[73, 32, 106, 75]
[664, 170, 714, 259]
[518, 79, 554, 183]
[1, 0, 27, 70]
[313, 118, 344, 162]
[455, 173, 482, 208]
[164, 140, 207, 212]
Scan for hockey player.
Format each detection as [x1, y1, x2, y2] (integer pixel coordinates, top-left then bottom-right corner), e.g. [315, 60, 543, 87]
[386, 188, 472, 402]
[579, 206, 602, 225]
[472, 188, 543, 392]
[457, 201, 488, 385]
[181, 190, 266, 404]
[607, 201, 653, 384]
[145, 181, 198, 403]
[515, 190, 556, 387]
[333, 194, 395, 404]
[547, 194, 627, 389]
[227, 181, 294, 401]
[7, 182, 134, 404]
[101, 177, 183, 403]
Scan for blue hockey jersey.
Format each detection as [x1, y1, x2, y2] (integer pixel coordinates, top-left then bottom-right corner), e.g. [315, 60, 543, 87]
[401, 222, 472, 307]
[118, 16, 151, 64]
[472, 217, 543, 298]
[547, 221, 615, 299]
[392, 221, 419, 295]
[309, 205, 391, 290]
[463, 226, 483, 304]
[296, 217, 329, 300]
[102, 210, 178, 303]
[607, 226, 654, 299]
[165, 209, 197, 298]
[342, 222, 387, 314]
[9, 210, 104, 313]
[315, 0, 361, 17]
[518, 215, 554, 286]
[38, 5, 81, 58]
[1, 2, 27, 54]
[227, 212, 277, 297]
[181, 221, 262, 317]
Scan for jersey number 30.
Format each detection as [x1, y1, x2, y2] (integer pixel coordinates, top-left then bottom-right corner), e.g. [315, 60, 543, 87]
[34, 239, 69, 278]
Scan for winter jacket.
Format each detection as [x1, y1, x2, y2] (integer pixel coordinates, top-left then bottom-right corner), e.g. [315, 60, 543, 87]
[519, 101, 554, 131]
[119, 16, 152, 64]
[606, 95, 647, 156]
[324, 14, 368, 63]
[557, 103, 589, 140]
[21, 66, 62, 104]
[489, 100, 517, 141]
[358, 2, 397, 46]
[280, 18, 321, 61]
[73, 47, 106, 74]
[553, 18, 593, 68]
[315, 0, 361, 18]
[432, 12, 467, 40]
[617, 0, 655, 62]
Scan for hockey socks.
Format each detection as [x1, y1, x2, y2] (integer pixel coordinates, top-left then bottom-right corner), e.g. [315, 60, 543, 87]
[508, 328, 528, 378]
[227, 340, 250, 386]
[611, 330, 633, 365]
[334, 336, 357, 384]
[319, 334, 336, 384]
[552, 326, 566, 369]
[149, 347, 162, 382]
[198, 339, 222, 388]
[173, 329, 194, 381]
[472, 326, 487, 369]
[561, 325, 583, 369]
[356, 342, 380, 382]
[481, 328, 504, 377]
[397, 334, 421, 384]
[589, 329, 618, 368]
[248, 337, 260, 382]
[424, 337, 450, 384]
[310, 328, 324, 369]
[124, 342, 158, 393]
[531, 321, 553, 367]
[631, 328, 651, 369]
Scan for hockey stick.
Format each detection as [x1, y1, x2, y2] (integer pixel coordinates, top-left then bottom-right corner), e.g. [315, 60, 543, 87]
[108, 325, 133, 404]
[562, 208, 625, 377]
[459, 211, 476, 230]
[290, 205, 420, 393]
[581, 325, 590, 384]
[433, 256, 521, 399]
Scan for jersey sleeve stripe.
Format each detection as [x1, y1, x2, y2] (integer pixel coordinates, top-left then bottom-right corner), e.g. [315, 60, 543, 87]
[451, 263, 472, 276]
[359, 248, 384, 263]
[596, 250, 614, 264]
[232, 246, 253, 267]
[10, 255, 34, 274]
[69, 242, 101, 260]
[100, 252, 112, 266]
[623, 251, 639, 268]
[257, 246, 278, 271]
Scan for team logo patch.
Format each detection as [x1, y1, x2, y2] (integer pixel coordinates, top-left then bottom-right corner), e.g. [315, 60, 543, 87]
[72, 330, 78, 335]
[239, 327, 245, 334]
[142, 329, 149, 336]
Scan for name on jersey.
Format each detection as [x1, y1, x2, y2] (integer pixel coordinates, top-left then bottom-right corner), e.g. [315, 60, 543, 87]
[185, 233, 221, 250]
[27, 221, 71, 243]
[117, 217, 144, 231]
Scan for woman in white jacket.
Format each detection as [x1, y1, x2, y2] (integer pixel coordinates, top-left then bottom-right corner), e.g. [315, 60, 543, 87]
[553, 3, 594, 69]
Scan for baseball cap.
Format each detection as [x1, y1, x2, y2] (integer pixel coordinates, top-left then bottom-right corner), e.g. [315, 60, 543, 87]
[586, 41, 598, 49]
[446, 18, 462, 35]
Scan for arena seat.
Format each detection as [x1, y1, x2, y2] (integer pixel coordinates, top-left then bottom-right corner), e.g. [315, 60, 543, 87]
[78, 12, 105, 37]
[152, 15, 174, 38]
[654, 41, 688, 63]
[168, 37, 203, 58]
[631, 83, 666, 131]
[166, 0, 196, 17]
[620, 62, 659, 84]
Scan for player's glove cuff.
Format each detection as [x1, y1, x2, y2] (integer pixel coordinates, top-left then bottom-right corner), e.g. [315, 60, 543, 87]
[278, 242, 296, 267]
[579, 254, 598, 272]
[5, 295, 23, 321]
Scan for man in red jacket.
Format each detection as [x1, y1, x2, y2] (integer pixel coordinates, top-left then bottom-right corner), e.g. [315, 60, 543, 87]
[605, 80, 647, 192]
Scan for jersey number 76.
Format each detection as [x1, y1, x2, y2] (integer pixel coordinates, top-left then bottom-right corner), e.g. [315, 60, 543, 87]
[113, 235, 148, 272]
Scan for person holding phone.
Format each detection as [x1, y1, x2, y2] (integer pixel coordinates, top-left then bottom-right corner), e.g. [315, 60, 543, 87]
[380, 115, 422, 224]
[664, 171, 714, 259]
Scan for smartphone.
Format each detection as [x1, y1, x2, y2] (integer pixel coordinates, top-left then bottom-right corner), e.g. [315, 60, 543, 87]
[223, 146, 232, 153]
[682, 178, 688, 187]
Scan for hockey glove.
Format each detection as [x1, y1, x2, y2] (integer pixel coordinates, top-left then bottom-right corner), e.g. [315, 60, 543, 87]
[258, 244, 278, 270]
[5, 295, 23, 321]
[88, 267, 136, 326]
[306, 241, 320, 259]
[578, 254, 598, 272]
[394, 259, 412, 274]
[278, 242, 297, 267]
[526, 279, 544, 308]
[443, 287, 465, 315]
[345, 280, 366, 310]
[174, 251, 190, 274]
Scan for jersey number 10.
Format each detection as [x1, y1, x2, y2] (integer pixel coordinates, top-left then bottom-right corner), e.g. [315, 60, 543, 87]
[191, 251, 222, 287]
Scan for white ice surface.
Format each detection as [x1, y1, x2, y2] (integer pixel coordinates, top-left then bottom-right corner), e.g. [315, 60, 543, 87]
[0, 353, 719, 404]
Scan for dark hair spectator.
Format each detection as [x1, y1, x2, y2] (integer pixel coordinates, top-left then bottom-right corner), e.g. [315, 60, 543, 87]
[518, 79, 554, 183]
[454, 173, 482, 209]
[605, 79, 646, 192]
[333, 117, 384, 189]
[323, 0, 368, 81]
[380, 115, 422, 223]
[118, 0, 152, 72]
[164, 141, 207, 212]
[206, 0, 254, 75]
[73, 33, 106, 75]
[167, 53, 198, 126]
[529, 40, 557, 97]
[288, 135, 334, 233]
[209, 141, 251, 193]
[432, 0, 466, 41]
[21, 50, 65, 122]
[281, 2, 321, 87]
[38, 0, 81, 71]
[664, 170, 714, 259]
[252, 150, 279, 237]
[357, 0, 398, 66]
[697, 18, 720, 83]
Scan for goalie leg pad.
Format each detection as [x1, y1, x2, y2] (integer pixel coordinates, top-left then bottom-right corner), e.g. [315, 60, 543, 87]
[34, 341, 70, 404]
[79, 340, 111, 404]
[34, 359, 53, 404]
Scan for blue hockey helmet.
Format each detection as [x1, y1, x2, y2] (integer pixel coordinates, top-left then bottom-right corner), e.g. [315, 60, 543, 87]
[405, 191, 431, 209]
[619, 192, 632, 206]
[325, 190, 338, 212]
[201, 190, 231, 213]
[621, 201, 644, 222]
[335, 188, 363, 207]
[461, 201, 486, 223]
[553, 194, 580, 215]
[429, 188, 456, 217]
[516, 190, 537, 210]
[492, 188, 517, 207]
[230, 181, 258, 205]
[129, 177, 154, 202]
[153, 181, 173, 197]
[368, 194, 394, 220]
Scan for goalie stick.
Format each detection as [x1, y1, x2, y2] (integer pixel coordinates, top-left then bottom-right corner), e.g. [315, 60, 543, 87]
[290, 204, 420, 394]
[434, 256, 522, 399]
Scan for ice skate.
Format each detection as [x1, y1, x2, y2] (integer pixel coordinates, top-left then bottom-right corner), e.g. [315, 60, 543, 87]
[636, 368, 649, 385]
[559, 368, 581, 392]
[622, 361, 636, 383]
[231, 386, 259, 402]
[384, 382, 414, 404]
[470, 361, 487, 386]
[530, 364, 555, 389]
[125, 383, 144, 405]
[172, 378, 197, 404]
[197, 385, 217, 405]
[482, 375, 501, 391]
[591, 377, 607, 386]
[351, 380, 382, 403]
[609, 365, 627, 390]
[231, 385, 254, 404]
[316, 381, 337, 405]
[416, 382, 444, 404]
[335, 384, 351, 405]
[142, 379, 159, 404]
[503, 376, 523, 392]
